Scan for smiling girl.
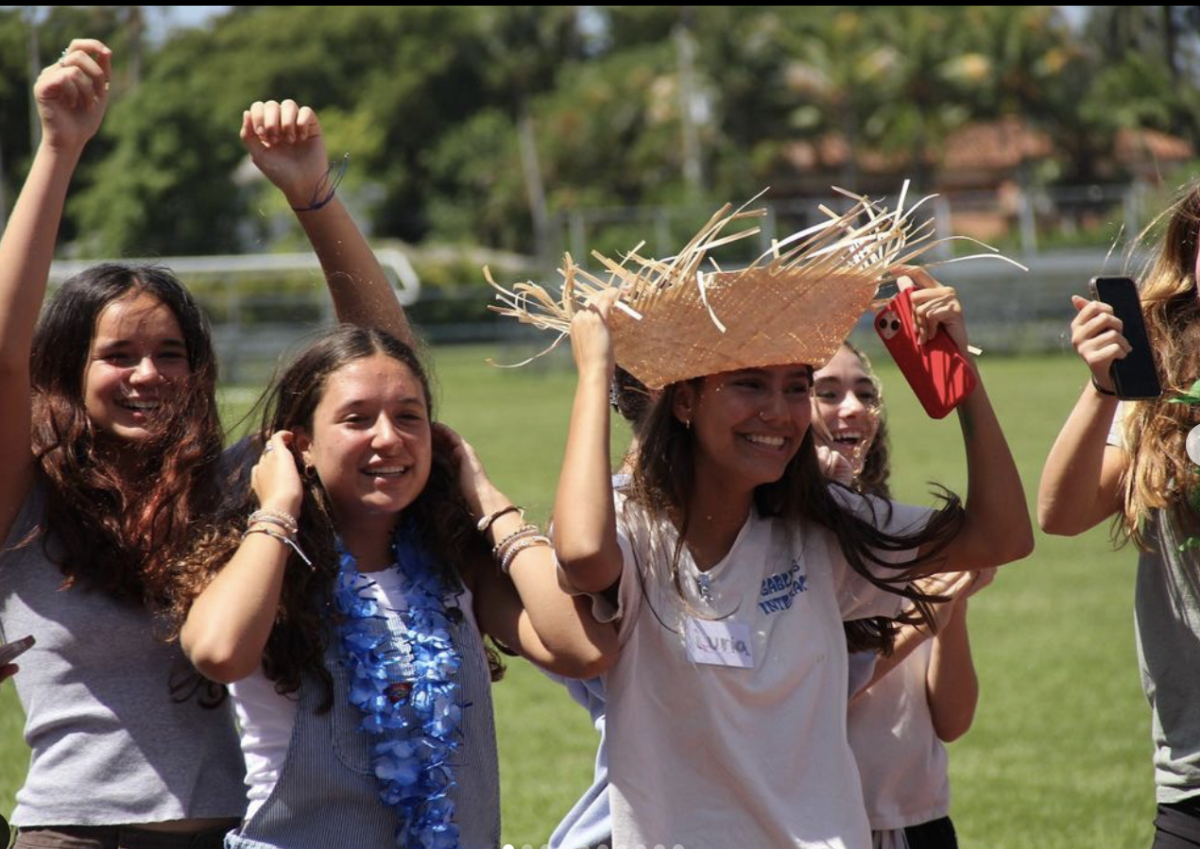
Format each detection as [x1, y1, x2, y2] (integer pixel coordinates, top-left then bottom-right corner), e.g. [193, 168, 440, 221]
[547, 248, 1032, 848]
[0, 41, 411, 849]
[178, 327, 614, 849]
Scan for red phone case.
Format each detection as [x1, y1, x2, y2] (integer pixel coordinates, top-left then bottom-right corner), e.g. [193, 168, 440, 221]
[874, 288, 977, 419]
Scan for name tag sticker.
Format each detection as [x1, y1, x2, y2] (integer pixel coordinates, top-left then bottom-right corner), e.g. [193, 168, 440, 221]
[685, 618, 755, 669]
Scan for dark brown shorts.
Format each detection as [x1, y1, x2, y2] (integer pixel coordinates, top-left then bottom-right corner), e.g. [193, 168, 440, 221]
[12, 824, 231, 849]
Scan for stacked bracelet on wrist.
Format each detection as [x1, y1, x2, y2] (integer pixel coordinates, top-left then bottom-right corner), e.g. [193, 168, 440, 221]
[499, 534, 552, 575]
[491, 523, 551, 575]
[244, 509, 312, 568]
[249, 508, 299, 536]
[492, 523, 539, 557]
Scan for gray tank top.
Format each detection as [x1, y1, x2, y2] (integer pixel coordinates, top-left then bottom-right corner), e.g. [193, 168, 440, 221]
[225, 578, 500, 849]
[0, 482, 247, 826]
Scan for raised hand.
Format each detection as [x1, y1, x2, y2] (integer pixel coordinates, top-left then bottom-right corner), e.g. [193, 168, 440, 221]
[570, 289, 619, 381]
[241, 100, 331, 208]
[251, 431, 304, 517]
[1069, 295, 1131, 395]
[35, 38, 111, 153]
[893, 266, 969, 353]
[433, 423, 501, 519]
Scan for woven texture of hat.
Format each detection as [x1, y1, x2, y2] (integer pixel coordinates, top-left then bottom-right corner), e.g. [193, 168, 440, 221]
[486, 184, 1023, 388]
[610, 265, 875, 389]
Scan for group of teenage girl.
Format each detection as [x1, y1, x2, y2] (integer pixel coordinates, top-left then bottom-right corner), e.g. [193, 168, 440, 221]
[0, 38, 1197, 849]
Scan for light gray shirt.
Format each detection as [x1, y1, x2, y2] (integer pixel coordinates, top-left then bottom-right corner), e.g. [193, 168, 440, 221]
[0, 481, 246, 826]
[1111, 404, 1200, 803]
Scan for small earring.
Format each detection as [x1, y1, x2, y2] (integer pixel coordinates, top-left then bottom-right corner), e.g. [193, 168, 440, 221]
[683, 418, 691, 430]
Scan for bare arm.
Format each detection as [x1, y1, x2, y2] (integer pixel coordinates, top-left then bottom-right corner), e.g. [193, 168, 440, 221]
[0, 40, 111, 544]
[898, 270, 1034, 571]
[551, 291, 625, 593]
[181, 431, 302, 683]
[242, 101, 414, 347]
[472, 559, 615, 678]
[924, 599, 979, 743]
[441, 425, 617, 675]
[1038, 296, 1129, 535]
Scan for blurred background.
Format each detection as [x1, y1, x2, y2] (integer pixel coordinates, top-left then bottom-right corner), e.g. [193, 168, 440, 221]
[2, 6, 1199, 370]
[2, 6, 1198, 846]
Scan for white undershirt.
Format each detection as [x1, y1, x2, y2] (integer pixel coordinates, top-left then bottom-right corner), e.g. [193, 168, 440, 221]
[228, 570, 479, 820]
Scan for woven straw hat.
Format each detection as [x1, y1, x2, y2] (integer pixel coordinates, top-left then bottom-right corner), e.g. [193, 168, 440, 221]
[488, 185, 1017, 390]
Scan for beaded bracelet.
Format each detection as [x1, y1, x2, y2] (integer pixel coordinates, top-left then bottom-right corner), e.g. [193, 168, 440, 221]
[499, 534, 552, 576]
[491, 523, 540, 557]
[243, 527, 313, 568]
[249, 508, 298, 536]
[248, 515, 296, 537]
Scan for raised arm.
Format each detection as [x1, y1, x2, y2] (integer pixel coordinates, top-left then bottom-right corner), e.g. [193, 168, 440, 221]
[1038, 295, 1128, 535]
[439, 425, 616, 677]
[899, 269, 1035, 571]
[551, 291, 626, 594]
[242, 100, 414, 347]
[0, 39, 110, 543]
[924, 597, 979, 742]
[181, 431, 303, 683]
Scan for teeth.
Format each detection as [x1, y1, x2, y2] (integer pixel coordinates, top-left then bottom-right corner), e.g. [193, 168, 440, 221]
[365, 467, 408, 476]
[745, 434, 785, 448]
[120, 399, 160, 410]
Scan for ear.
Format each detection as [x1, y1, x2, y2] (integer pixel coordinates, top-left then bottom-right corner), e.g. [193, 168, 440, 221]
[292, 426, 314, 469]
[672, 383, 697, 427]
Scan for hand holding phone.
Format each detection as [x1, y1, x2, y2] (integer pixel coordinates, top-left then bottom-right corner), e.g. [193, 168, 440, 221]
[0, 635, 34, 667]
[875, 286, 977, 419]
[1087, 277, 1162, 400]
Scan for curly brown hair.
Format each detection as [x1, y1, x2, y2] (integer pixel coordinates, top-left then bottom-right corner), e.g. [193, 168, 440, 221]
[27, 264, 223, 608]
[173, 326, 500, 711]
[626, 375, 964, 655]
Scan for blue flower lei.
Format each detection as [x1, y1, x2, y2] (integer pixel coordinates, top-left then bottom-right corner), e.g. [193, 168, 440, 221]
[334, 518, 464, 849]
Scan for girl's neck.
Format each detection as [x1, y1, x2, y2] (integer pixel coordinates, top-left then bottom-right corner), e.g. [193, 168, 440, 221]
[337, 514, 399, 573]
[682, 475, 753, 572]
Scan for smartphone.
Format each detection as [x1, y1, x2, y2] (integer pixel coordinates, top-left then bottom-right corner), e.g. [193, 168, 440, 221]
[1089, 277, 1162, 400]
[875, 287, 977, 419]
[0, 635, 34, 667]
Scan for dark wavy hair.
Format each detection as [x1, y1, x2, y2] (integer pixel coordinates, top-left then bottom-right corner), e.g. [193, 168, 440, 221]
[28, 263, 223, 606]
[174, 325, 497, 711]
[626, 376, 965, 655]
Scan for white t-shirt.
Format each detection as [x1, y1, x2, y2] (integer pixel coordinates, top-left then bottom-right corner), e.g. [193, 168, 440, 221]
[228, 571, 479, 820]
[595, 490, 933, 849]
[848, 640, 949, 831]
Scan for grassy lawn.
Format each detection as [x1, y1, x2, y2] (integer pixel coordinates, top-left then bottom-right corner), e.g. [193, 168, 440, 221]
[0, 348, 1156, 847]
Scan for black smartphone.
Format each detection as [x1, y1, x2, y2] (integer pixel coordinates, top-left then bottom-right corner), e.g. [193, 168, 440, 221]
[0, 635, 34, 667]
[1089, 276, 1162, 400]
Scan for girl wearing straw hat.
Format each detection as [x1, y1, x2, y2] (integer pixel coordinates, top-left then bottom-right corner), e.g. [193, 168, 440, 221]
[514, 194, 1033, 848]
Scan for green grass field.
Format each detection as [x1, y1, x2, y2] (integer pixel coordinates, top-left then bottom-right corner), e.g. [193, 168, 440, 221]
[0, 349, 1157, 847]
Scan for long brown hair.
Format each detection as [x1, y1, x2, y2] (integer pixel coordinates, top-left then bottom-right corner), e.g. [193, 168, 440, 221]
[626, 378, 964, 654]
[27, 264, 222, 607]
[174, 326, 496, 710]
[1120, 181, 1200, 548]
